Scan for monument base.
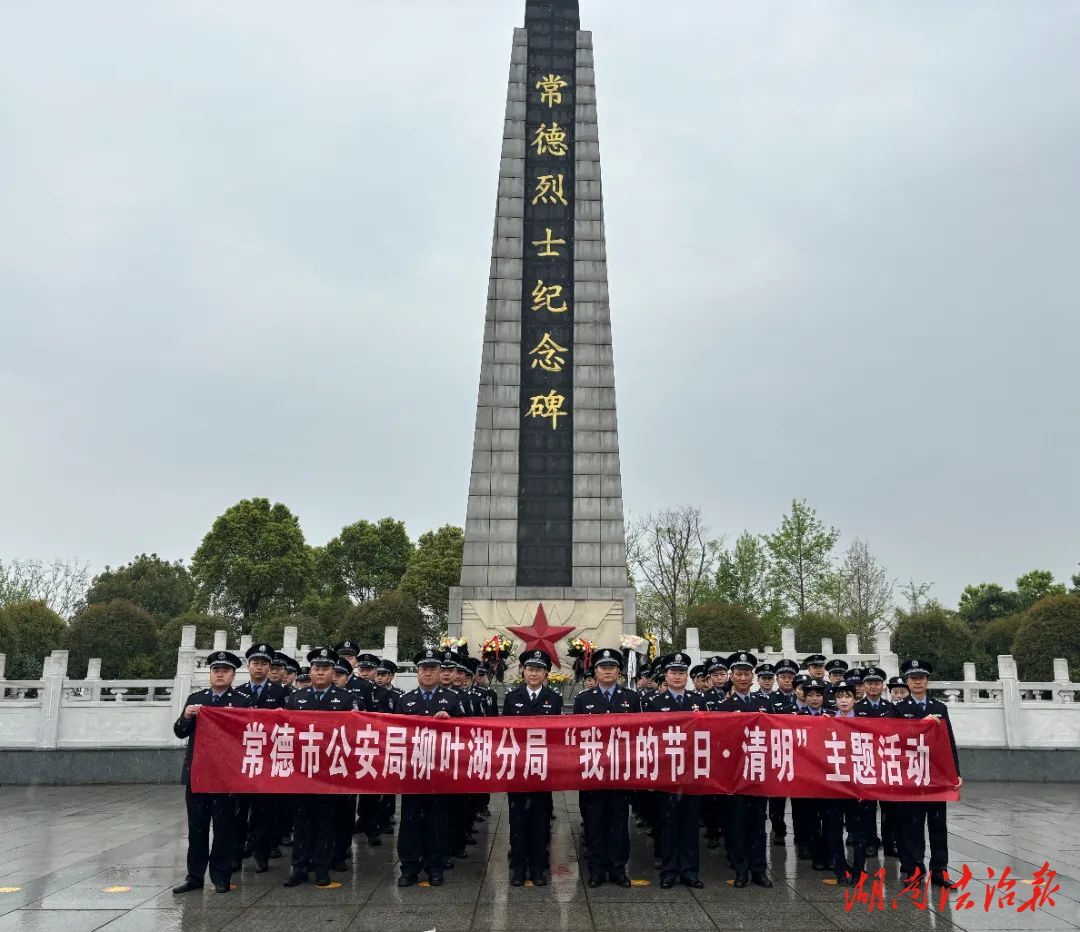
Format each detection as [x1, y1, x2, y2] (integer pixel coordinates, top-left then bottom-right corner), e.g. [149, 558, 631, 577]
[448, 586, 636, 672]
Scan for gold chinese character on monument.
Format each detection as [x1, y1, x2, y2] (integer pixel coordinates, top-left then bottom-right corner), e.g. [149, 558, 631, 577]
[525, 390, 568, 429]
[536, 74, 569, 108]
[531, 280, 569, 313]
[532, 174, 568, 206]
[532, 123, 568, 157]
[528, 333, 569, 373]
[531, 227, 566, 257]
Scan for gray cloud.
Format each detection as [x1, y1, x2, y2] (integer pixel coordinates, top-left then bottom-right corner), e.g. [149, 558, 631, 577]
[2, 1, 1077, 606]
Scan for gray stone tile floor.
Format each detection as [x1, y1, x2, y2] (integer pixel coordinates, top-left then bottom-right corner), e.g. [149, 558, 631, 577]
[0, 783, 1076, 931]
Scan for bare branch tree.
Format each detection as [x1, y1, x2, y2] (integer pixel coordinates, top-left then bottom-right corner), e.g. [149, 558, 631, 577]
[626, 507, 720, 650]
[899, 578, 935, 615]
[840, 539, 894, 648]
[0, 558, 91, 619]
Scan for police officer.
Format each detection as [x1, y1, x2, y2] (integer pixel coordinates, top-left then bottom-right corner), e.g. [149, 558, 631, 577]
[173, 650, 248, 895]
[335, 640, 375, 709]
[376, 658, 402, 707]
[282, 647, 357, 888]
[573, 647, 641, 887]
[824, 678, 870, 884]
[646, 652, 709, 888]
[825, 658, 849, 687]
[793, 678, 832, 868]
[854, 666, 892, 856]
[690, 664, 709, 693]
[715, 651, 774, 888]
[803, 653, 828, 681]
[503, 648, 563, 886]
[888, 675, 909, 703]
[233, 643, 289, 873]
[892, 658, 962, 888]
[395, 648, 466, 886]
[472, 661, 498, 716]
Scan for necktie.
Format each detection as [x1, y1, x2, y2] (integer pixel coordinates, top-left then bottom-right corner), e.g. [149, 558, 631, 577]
[423, 691, 432, 704]
[211, 694, 220, 706]
[675, 694, 683, 709]
[316, 691, 324, 702]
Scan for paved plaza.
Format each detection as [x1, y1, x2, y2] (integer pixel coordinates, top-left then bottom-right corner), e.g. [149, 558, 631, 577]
[0, 783, 1077, 931]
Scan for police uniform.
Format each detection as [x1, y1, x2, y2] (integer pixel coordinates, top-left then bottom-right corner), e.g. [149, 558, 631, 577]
[698, 655, 729, 849]
[854, 666, 893, 855]
[283, 648, 357, 888]
[793, 678, 833, 869]
[762, 658, 799, 846]
[375, 658, 402, 834]
[823, 678, 871, 884]
[503, 649, 563, 885]
[232, 643, 290, 872]
[573, 648, 641, 887]
[172, 650, 248, 895]
[645, 652, 709, 888]
[715, 652, 774, 887]
[396, 648, 466, 886]
[892, 659, 960, 887]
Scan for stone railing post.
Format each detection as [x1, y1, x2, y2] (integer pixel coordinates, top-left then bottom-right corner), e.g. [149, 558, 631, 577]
[85, 658, 102, 701]
[213, 630, 227, 651]
[846, 633, 860, 655]
[1053, 658, 1072, 702]
[781, 627, 795, 657]
[283, 626, 298, 660]
[821, 638, 833, 656]
[239, 634, 252, 654]
[173, 624, 198, 721]
[38, 650, 68, 749]
[962, 662, 976, 703]
[685, 627, 701, 666]
[383, 626, 399, 665]
[0, 652, 6, 681]
[998, 655, 1023, 748]
[874, 629, 898, 677]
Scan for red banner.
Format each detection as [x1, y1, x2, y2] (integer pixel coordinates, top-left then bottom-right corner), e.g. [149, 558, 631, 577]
[191, 708, 959, 801]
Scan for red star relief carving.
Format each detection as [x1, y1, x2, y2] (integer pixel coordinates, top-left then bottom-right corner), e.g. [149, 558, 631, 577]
[507, 603, 574, 668]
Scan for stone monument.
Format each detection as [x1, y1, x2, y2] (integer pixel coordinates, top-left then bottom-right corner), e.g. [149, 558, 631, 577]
[448, 0, 635, 669]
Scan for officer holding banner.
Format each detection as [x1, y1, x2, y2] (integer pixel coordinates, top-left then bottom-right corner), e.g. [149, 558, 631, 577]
[573, 647, 641, 888]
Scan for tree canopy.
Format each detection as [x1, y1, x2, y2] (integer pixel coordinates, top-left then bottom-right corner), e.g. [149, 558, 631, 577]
[63, 599, 159, 678]
[86, 553, 195, 620]
[0, 600, 66, 678]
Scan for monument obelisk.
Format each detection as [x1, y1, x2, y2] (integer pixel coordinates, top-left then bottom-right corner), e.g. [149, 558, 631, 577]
[448, 0, 635, 667]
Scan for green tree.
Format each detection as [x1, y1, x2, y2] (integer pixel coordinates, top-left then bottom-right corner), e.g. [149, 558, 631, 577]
[157, 612, 229, 675]
[1012, 594, 1080, 681]
[322, 518, 414, 603]
[765, 499, 839, 620]
[0, 600, 66, 678]
[975, 613, 1026, 661]
[86, 553, 195, 621]
[191, 498, 313, 629]
[63, 599, 159, 678]
[249, 614, 327, 652]
[1015, 570, 1066, 609]
[688, 601, 771, 654]
[957, 583, 1022, 630]
[339, 591, 425, 661]
[711, 532, 771, 616]
[892, 603, 986, 679]
[400, 525, 464, 624]
[794, 611, 851, 654]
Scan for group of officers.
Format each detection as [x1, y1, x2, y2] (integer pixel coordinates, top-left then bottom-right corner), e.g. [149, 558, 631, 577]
[173, 640, 962, 895]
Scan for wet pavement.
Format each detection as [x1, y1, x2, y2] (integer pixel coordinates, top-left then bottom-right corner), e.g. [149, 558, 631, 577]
[0, 783, 1077, 931]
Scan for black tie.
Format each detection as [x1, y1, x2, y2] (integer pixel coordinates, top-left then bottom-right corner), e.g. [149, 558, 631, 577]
[675, 695, 684, 709]
[211, 694, 220, 706]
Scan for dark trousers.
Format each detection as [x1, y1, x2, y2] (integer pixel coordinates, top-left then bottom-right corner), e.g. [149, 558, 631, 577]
[880, 801, 896, 849]
[398, 793, 450, 878]
[702, 794, 725, 841]
[233, 794, 276, 863]
[581, 790, 630, 877]
[725, 794, 768, 874]
[658, 792, 701, 882]
[333, 795, 356, 863]
[864, 800, 882, 845]
[793, 798, 829, 865]
[291, 795, 337, 879]
[769, 796, 787, 837]
[791, 797, 812, 850]
[826, 799, 868, 880]
[185, 788, 235, 886]
[509, 792, 552, 876]
[898, 802, 949, 875]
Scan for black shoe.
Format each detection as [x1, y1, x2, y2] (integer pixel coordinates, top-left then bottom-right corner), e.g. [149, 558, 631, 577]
[611, 873, 631, 888]
[451, 849, 467, 859]
[682, 876, 704, 889]
[331, 861, 348, 872]
[532, 874, 548, 887]
[213, 881, 230, 893]
[733, 873, 748, 888]
[588, 874, 605, 888]
[465, 836, 478, 845]
[382, 826, 395, 835]
[283, 873, 307, 887]
[172, 877, 203, 895]
[659, 877, 676, 889]
[772, 834, 786, 847]
[836, 874, 853, 886]
[314, 876, 333, 888]
[398, 874, 418, 887]
[931, 871, 957, 889]
[510, 873, 525, 887]
[445, 858, 455, 870]
[751, 872, 773, 888]
[254, 860, 269, 874]
[884, 844, 898, 857]
[428, 874, 444, 886]
[480, 808, 489, 817]
[269, 847, 282, 859]
[367, 834, 382, 847]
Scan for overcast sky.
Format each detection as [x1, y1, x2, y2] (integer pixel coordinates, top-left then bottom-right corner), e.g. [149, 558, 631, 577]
[3, 0, 1077, 608]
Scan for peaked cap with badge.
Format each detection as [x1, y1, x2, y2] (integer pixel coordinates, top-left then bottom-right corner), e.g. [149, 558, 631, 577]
[901, 657, 933, 678]
[663, 651, 692, 671]
[726, 651, 757, 670]
[803, 653, 827, 667]
[522, 648, 553, 670]
[206, 650, 241, 669]
[245, 643, 275, 662]
[414, 647, 441, 667]
[825, 658, 849, 673]
[335, 640, 360, 657]
[591, 647, 623, 670]
[774, 658, 800, 675]
[307, 646, 338, 666]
